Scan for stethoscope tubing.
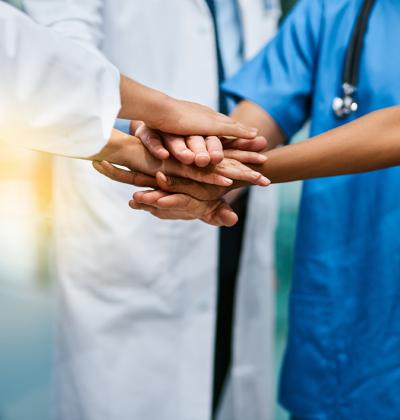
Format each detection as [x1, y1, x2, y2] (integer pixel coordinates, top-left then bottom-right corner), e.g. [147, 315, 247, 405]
[333, 0, 377, 118]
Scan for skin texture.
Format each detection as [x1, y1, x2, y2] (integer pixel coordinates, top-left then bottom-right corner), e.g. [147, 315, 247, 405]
[131, 121, 269, 166]
[90, 129, 270, 188]
[95, 105, 400, 226]
[118, 75, 259, 139]
[93, 100, 284, 225]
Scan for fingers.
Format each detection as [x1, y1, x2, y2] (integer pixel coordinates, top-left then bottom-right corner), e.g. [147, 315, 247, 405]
[222, 135, 268, 152]
[133, 190, 170, 205]
[137, 192, 195, 210]
[135, 123, 170, 160]
[128, 200, 174, 220]
[130, 192, 237, 227]
[211, 201, 239, 227]
[186, 136, 210, 167]
[163, 134, 195, 165]
[223, 149, 267, 165]
[205, 136, 224, 165]
[156, 172, 226, 201]
[215, 159, 271, 186]
[216, 121, 259, 140]
[168, 162, 233, 187]
[156, 194, 198, 209]
[92, 161, 158, 188]
[208, 113, 258, 139]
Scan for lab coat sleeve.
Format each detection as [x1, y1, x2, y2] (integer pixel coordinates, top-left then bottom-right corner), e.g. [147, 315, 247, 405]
[223, 0, 324, 139]
[0, 2, 120, 157]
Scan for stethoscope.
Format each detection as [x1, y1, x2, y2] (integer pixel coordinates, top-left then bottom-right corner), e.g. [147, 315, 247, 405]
[332, 0, 376, 118]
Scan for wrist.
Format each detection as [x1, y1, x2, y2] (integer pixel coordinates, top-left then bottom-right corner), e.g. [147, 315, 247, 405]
[92, 129, 141, 167]
[143, 93, 173, 130]
[119, 74, 170, 122]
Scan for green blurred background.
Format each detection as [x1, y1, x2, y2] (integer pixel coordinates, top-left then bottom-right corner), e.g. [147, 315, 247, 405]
[0, 1, 300, 419]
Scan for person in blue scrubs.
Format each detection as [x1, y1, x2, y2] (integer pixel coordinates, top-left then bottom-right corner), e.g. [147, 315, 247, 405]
[220, 0, 400, 418]
[92, 0, 400, 418]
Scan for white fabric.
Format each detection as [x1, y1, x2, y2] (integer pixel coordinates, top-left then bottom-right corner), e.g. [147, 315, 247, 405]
[23, 1, 281, 420]
[215, 0, 243, 77]
[0, 2, 120, 157]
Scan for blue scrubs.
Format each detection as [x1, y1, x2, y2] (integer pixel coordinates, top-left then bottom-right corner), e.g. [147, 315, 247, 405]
[223, 0, 400, 418]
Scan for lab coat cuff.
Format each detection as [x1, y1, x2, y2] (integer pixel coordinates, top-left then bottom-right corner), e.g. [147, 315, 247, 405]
[114, 119, 131, 134]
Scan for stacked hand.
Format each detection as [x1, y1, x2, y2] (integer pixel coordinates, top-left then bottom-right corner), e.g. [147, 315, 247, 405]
[92, 122, 270, 227]
[131, 120, 269, 166]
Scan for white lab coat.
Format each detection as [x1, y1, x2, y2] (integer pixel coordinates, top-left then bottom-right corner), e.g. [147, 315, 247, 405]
[24, 1, 280, 420]
[0, 2, 120, 157]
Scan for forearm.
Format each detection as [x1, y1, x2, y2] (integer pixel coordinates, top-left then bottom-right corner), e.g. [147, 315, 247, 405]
[258, 107, 400, 183]
[230, 100, 286, 150]
[118, 75, 170, 121]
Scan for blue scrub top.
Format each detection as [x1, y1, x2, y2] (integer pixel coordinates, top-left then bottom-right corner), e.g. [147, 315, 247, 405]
[223, 0, 400, 418]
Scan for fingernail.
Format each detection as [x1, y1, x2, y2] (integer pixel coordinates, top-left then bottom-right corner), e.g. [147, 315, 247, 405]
[251, 171, 262, 180]
[256, 155, 268, 163]
[182, 150, 195, 164]
[259, 176, 271, 186]
[157, 172, 168, 184]
[211, 151, 224, 160]
[156, 147, 169, 159]
[196, 153, 210, 167]
[241, 124, 257, 133]
[221, 177, 233, 186]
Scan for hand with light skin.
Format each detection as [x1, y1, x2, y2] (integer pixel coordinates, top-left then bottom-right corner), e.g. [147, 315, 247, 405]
[90, 129, 271, 189]
[119, 76, 259, 140]
[96, 106, 400, 226]
[130, 120, 267, 206]
[130, 120, 268, 167]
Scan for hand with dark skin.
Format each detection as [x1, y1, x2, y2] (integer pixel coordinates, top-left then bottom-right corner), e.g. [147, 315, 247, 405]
[95, 105, 400, 226]
[92, 100, 284, 225]
[131, 120, 269, 167]
[90, 128, 270, 189]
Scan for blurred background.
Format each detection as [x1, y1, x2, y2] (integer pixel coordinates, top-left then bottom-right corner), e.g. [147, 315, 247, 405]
[0, 1, 300, 419]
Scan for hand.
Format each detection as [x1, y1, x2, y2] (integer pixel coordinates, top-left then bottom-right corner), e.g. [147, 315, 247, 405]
[92, 129, 270, 188]
[130, 190, 238, 227]
[90, 165, 266, 227]
[146, 96, 259, 140]
[132, 121, 268, 167]
[129, 172, 237, 227]
[119, 76, 259, 140]
[89, 165, 242, 227]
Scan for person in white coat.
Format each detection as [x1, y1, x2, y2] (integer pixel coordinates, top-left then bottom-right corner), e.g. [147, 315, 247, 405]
[23, 1, 281, 420]
[1, 2, 257, 162]
[0, 1, 119, 157]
